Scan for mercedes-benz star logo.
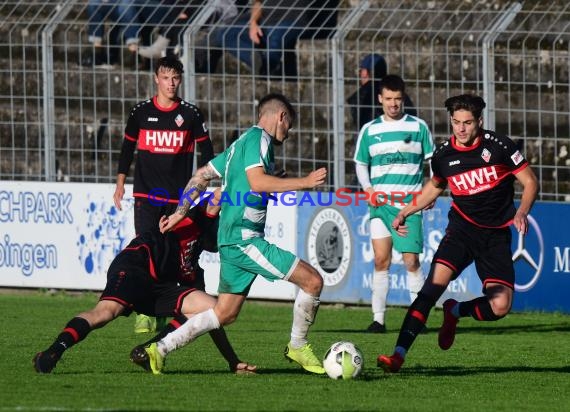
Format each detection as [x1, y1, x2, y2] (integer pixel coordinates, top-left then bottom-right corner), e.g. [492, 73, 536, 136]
[512, 215, 543, 292]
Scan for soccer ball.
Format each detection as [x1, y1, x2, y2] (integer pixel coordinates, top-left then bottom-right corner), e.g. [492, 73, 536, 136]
[323, 341, 364, 380]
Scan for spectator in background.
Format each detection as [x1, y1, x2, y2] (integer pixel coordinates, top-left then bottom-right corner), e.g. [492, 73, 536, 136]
[202, 0, 313, 77]
[347, 53, 417, 130]
[137, 1, 205, 59]
[82, 0, 141, 68]
[197, 0, 337, 76]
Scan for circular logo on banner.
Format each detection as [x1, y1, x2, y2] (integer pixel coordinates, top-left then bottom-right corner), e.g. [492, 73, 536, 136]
[513, 215, 544, 292]
[307, 208, 352, 286]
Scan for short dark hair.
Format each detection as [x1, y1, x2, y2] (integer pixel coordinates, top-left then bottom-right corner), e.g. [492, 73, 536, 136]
[378, 74, 405, 94]
[258, 93, 296, 122]
[154, 55, 184, 75]
[444, 94, 486, 118]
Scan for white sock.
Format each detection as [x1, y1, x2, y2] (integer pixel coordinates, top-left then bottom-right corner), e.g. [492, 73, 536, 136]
[371, 270, 389, 324]
[407, 269, 425, 304]
[157, 308, 220, 356]
[290, 289, 320, 349]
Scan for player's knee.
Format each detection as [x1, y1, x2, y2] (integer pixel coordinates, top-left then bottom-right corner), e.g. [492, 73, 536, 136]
[215, 309, 239, 326]
[373, 255, 390, 270]
[490, 298, 511, 318]
[305, 270, 323, 294]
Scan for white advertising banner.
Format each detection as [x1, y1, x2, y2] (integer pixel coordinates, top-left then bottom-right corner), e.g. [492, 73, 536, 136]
[0, 181, 135, 290]
[0, 181, 297, 300]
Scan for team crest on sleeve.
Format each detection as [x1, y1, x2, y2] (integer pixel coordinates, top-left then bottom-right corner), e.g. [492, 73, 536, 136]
[175, 114, 184, 127]
[481, 148, 491, 163]
[511, 150, 524, 165]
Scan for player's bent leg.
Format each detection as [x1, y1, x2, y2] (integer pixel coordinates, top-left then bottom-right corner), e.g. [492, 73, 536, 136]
[486, 284, 513, 318]
[288, 259, 323, 296]
[79, 299, 125, 328]
[285, 262, 325, 374]
[34, 301, 124, 373]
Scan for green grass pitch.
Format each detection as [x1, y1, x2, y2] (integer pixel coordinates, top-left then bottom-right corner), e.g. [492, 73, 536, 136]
[1, 291, 569, 411]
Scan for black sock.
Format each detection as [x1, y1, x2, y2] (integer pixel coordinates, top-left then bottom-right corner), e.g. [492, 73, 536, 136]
[48, 317, 91, 358]
[458, 297, 504, 321]
[208, 328, 240, 371]
[395, 292, 437, 351]
[143, 315, 188, 346]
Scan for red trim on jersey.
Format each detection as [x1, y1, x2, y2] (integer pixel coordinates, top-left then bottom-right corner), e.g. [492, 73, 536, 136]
[474, 305, 483, 320]
[435, 258, 457, 273]
[195, 134, 210, 142]
[410, 310, 426, 324]
[100, 296, 132, 307]
[483, 278, 514, 290]
[124, 134, 137, 142]
[152, 95, 180, 112]
[433, 175, 446, 184]
[512, 162, 528, 175]
[450, 134, 482, 151]
[174, 289, 195, 314]
[447, 164, 511, 196]
[133, 192, 180, 203]
[450, 203, 513, 229]
[63, 327, 79, 342]
[124, 244, 158, 280]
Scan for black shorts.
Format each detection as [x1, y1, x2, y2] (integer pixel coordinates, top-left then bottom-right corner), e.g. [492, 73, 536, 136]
[100, 250, 195, 317]
[433, 209, 514, 291]
[134, 197, 179, 235]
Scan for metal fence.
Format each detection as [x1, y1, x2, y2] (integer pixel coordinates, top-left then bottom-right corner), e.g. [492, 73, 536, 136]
[0, 0, 568, 201]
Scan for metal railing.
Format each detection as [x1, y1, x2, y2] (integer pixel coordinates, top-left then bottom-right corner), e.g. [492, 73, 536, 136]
[0, 0, 568, 201]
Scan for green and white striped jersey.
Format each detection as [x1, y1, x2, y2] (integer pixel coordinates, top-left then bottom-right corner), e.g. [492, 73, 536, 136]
[209, 126, 274, 246]
[354, 114, 434, 208]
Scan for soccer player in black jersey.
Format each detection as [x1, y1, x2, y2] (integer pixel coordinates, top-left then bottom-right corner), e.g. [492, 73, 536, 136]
[33, 191, 256, 375]
[113, 55, 214, 334]
[378, 94, 538, 372]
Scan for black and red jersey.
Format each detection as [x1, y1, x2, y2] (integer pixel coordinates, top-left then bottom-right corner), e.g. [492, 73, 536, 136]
[431, 130, 528, 228]
[121, 210, 218, 286]
[118, 96, 214, 203]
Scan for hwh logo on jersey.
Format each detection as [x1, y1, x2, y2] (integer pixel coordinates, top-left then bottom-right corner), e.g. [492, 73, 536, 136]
[145, 130, 184, 148]
[451, 166, 498, 190]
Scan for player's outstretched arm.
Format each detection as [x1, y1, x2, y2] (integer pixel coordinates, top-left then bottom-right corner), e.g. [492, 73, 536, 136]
[512, 166, 539, 235]
[160, 164, 219, 233]
[391, 178, 444, 236]
[247, 166, 327, 193]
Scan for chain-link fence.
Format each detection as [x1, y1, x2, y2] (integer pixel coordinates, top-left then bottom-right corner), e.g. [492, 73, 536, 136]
[1, 0, 568, 200]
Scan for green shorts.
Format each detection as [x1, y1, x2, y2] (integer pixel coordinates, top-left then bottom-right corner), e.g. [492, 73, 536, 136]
[369, 204, 424, 254]
[218, 237, 299, 294]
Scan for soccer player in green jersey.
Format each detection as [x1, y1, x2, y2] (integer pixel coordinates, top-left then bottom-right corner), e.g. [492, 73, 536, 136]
[354, 74, 434, 333]
[133, 93, 328, 374]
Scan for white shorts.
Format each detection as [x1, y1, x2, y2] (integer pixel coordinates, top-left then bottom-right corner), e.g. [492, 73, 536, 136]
[370, 218, 391, 240]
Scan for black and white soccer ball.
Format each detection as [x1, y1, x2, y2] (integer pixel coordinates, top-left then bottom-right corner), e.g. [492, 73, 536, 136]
[323, 341, 364, 380]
